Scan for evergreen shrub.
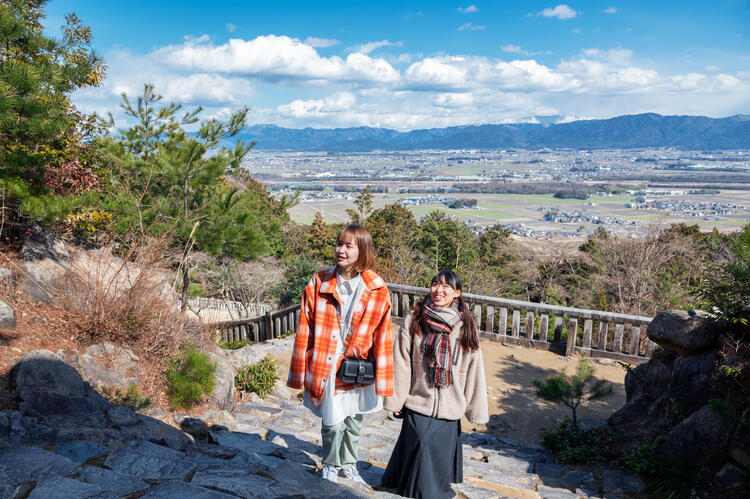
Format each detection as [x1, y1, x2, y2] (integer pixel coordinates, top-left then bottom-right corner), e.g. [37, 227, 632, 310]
[166, 342, 217, 409]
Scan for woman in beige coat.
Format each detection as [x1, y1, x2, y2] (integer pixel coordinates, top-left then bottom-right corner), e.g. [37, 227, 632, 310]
[382, 270, 488, 499]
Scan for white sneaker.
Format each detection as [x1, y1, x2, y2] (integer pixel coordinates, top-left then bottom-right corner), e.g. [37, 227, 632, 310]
[321, 464, 339, 483]
[342, 464, 366, 484]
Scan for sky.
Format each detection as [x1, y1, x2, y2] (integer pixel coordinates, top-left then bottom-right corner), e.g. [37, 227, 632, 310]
[44, 0, 750, 131]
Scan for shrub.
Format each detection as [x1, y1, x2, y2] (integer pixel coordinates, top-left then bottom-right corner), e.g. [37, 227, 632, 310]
[101, 384, 151, 412]
[540, 417, 618, 464]
[235, 356, 280, 398]
[627, 437, 694, 499]
[218, 339, 253, 350]
[532, 357, 613, 430]
[166, 342, 217, 409]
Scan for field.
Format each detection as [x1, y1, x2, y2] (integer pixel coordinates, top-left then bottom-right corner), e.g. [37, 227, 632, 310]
[287, 190, 750, 235]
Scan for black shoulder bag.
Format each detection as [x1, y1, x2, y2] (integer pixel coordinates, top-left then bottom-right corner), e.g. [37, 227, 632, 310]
[336, 357, 375, 385]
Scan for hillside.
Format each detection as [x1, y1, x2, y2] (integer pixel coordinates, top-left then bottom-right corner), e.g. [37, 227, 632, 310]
[240, 113, 750, 151]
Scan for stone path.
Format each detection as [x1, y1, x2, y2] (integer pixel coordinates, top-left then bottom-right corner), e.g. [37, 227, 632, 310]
[0, 344, 645, 498]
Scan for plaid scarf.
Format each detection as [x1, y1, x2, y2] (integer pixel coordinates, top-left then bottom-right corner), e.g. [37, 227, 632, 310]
[421, 298, 462, 388]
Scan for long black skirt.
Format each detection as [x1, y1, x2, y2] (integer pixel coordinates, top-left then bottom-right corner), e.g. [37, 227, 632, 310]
[381, 408, 462, 499]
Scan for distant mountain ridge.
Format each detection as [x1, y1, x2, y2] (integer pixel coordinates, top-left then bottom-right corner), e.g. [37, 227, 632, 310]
[238, 113, 750, 151]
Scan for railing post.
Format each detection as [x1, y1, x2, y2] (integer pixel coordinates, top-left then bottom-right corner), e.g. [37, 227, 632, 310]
[598, 321, 608, 351]
[582, 319, 593, 353]
[539, 314, 549, 342]
[511, 310, 521, 338]
[473, 304, 482, 331]
[629, 324, 641, 355]
[613, 323, 624, 353]
[566, 318, 578, 357]
[525, 311, 534, 346]
[499, 308, 508, 336]
[553, 316, 563, 343]
[264, 311, 273, 340]
[486, 306, 495, 335]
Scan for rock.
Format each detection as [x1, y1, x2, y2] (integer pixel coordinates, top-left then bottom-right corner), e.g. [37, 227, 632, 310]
[602, 469, 646, 494]
[206, 352, 236, 412]
[107, 405, 138, 426]
[0, 267, 14, 283]
[21, 259, 66, 303]
[54, 440, 108, 463]
[0, 301, 15, 329]
[185, 442, 241, 460]
[0, 446, 81, 499]
[140, 480, 236, 498]
[208, 429, 277, 454]
[189, 466, 276, 497]
[177, 416, 209, 438]
[535, 462, 566, 477]
[138, 404, 167, 420]
[666, 351, 718, 419]
[562, 470, 595, 485]
[55, 427, 122, 447]
[485, 454, 534, 473]
[76, 466, 149, 497]
[265, 461, 351, 498]
[104, 440, 197, 481]
[12, 350, 110, 419]
[660, 406, 735, 462]
[713, 462, 745, 489]
[117, 414, 194, 450]
[647, 310, 721, 355]
[27, 474, 115, 499]
[537, 484, 582, 499]
[201, 409, 236, 429]
[21, 224, 69, 262]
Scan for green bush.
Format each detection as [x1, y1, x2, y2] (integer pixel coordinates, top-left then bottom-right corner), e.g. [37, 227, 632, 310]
[166, 342, 217, 409]
[235, 356, 280, 398]
[540, 417, 618, 463]
[101, 384, 151, 412]
[627, 437, 694, 499]
[218, 339, 254, 350]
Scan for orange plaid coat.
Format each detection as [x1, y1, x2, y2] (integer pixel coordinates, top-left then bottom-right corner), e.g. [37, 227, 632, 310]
[287, 267, 394, 405]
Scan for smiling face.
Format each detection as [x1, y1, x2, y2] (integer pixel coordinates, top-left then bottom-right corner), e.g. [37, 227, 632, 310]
[430, 277, 461, 307]
[335, 235, 360, 272]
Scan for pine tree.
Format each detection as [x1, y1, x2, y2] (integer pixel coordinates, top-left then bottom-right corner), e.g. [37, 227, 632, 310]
[0, 1, 105, 191]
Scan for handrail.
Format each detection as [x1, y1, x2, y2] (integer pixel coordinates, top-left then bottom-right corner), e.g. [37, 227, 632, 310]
[211, 283, 655, 363]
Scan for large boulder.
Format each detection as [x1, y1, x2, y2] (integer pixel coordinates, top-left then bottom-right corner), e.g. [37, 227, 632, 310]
[660, 405, 736, 463]
[20, 225, 69, 303]
[206, 351, 236, 412]
[647, 310, 722, 355]
[665, 350, 718, 420]
[12, 350, 110, 419]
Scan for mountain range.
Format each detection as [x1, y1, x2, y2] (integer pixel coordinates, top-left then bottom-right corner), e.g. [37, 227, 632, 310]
[237, 113, 750, 151]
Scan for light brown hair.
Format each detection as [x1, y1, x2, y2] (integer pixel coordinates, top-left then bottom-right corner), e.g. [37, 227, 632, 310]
[336, 224, 376, 272]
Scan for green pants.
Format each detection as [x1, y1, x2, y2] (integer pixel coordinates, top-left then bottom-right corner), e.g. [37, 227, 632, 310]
[321, 414, 363, 468]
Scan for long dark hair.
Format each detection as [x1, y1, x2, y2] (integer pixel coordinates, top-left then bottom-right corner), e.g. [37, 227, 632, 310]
[409, 270, 479, 352]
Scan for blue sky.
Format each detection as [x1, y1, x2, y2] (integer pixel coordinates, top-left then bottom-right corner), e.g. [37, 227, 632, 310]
[45, 1, 750, 130]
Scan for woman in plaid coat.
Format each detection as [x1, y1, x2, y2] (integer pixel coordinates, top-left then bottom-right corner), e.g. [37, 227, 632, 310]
[287, 224, 394, 484]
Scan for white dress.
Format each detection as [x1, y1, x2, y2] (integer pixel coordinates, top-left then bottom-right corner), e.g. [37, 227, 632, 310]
[303, 271, 383, 426]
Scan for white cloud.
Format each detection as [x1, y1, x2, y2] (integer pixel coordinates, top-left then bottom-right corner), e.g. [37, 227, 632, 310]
[158, 34, 399, 84]
[458, 5, 479, 14]
[535, 4, 578, 20]
[572, 28, 582, 34]
[601, 7, 617, 14]
[501, 44, 526, 54]
[434, 93, 474, 108]
[226, 23, 237, 33]
[705, 65, 721, 72]
[582, 48, 633, 65]
[277, 92, 357, 118]
[349, 40, 403, 54]
[304, 37, 340, 48]
[458, 22, 486, 31]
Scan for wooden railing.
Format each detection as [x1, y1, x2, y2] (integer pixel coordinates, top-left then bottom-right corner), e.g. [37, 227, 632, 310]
[213, 305, 300, 344]
[212, 284, 654, 363]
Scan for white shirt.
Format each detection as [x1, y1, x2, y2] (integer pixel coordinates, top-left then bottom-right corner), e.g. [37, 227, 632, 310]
[303, 270, 383, 426]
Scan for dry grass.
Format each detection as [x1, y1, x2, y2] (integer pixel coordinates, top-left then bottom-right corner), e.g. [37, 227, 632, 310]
[0, 237, 214, 409]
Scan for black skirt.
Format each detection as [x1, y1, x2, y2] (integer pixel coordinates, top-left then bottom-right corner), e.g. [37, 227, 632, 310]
[381, 408, 463, 499]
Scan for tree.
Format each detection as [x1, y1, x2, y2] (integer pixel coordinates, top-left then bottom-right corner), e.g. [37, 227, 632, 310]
[0, 1, 105, 191]
[367, 203, 427, 284]
[416, 210, 477, 275]
[532, 357, 613, 430]
[346, 185, 374, 224]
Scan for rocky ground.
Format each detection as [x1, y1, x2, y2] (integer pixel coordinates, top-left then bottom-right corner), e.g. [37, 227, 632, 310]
[0, 336, 646, 498]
